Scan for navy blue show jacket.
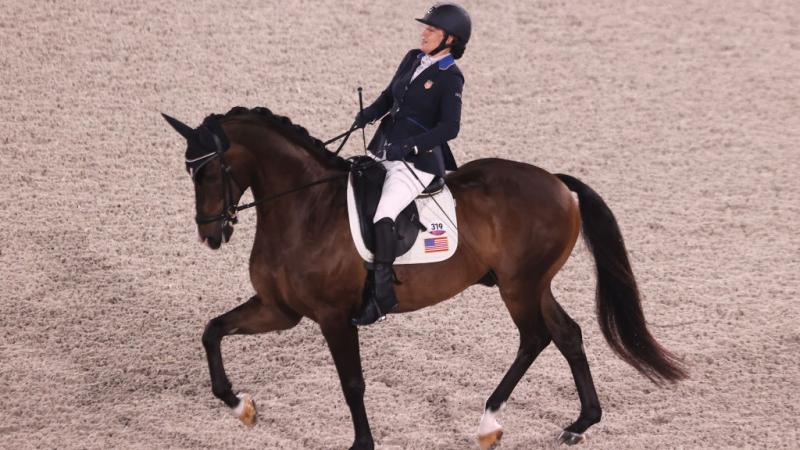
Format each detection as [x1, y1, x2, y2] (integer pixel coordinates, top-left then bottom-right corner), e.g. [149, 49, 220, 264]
[361, 49, 463, 176]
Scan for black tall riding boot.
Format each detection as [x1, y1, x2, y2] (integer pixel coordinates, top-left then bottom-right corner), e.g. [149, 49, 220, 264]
[351, 218, 399, 326]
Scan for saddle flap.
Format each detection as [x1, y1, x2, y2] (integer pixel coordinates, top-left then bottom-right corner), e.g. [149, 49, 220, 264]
[349, 156, 419, 257]
[346, 157, 459, 265]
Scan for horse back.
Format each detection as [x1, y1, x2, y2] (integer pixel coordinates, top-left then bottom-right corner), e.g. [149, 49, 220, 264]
[445, 157, 580, 275]
[447, 157, 575, 213]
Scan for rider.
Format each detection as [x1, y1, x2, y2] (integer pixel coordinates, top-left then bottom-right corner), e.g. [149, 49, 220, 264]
[351, 2, 471, 326]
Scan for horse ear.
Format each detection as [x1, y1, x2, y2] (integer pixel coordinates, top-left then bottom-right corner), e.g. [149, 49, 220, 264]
[161, 113, 195, 141]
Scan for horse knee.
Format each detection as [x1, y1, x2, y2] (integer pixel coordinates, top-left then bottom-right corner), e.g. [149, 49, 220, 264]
[211, 381, 233, 400]
[341, 377, 365, 404]
[202, 318, 224, 349]
[344, 377, 365, 395]
[584, 405, 602, 424]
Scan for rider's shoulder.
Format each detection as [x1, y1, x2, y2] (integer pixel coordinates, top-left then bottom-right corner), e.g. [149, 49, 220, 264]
[438, 56, 463, 82]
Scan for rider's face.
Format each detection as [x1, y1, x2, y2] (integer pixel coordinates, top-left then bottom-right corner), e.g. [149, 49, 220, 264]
[419, 25, 452, 55]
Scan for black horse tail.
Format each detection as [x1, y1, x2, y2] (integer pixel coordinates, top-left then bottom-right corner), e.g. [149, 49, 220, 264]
[555, 174, 688, 384]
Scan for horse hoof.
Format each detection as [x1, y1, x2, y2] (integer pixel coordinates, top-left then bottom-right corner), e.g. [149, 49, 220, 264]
[233, 393, 257, 427]
[477, 429, 503, 450]
[557, 430, 585, 445]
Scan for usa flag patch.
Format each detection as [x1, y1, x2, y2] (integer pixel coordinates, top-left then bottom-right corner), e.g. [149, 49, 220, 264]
[424, 237, 449, 253]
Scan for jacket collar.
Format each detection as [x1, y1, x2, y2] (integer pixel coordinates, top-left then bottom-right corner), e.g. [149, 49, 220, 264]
[437, 54, 455, 70]
[416, 51, 456, 70]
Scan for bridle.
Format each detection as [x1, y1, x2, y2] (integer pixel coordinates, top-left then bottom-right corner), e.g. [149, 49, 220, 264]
[188, 123, 373, 227]
[187, 133, 244, 227]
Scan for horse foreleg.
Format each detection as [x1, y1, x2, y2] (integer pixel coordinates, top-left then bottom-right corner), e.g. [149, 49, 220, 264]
[201, 295, 301, 426]
[319, 314, 373, 450]
[541, 289, 602, 445]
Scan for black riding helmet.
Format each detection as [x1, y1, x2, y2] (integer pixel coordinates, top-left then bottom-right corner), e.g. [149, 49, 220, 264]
[415, 2, 471, 58]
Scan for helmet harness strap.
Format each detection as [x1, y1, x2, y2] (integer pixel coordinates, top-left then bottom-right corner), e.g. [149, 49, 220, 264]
[428, 31, 452, 56]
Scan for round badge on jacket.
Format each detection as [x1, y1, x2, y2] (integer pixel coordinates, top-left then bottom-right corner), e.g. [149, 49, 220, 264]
[424, 80, 434, 89]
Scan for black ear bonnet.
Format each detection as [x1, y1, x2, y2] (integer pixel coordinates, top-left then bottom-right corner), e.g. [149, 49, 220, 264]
[195, 116, 230, 155]
[162, 113, 231, 178]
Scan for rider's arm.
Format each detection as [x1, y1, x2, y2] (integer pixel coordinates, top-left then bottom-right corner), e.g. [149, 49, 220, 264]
[361, 88, 392, 123]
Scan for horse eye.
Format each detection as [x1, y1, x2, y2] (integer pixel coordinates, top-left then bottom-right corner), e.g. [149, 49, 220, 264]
[195, 166, 220, 185]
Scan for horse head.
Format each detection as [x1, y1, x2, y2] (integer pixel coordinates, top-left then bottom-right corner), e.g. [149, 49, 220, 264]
[162, 113, 247, 249]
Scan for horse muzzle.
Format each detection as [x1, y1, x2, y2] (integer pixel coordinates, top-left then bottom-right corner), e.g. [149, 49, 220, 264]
[198, 221, 234, 250]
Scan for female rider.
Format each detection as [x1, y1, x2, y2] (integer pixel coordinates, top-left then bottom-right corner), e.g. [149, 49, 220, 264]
[351, 3, 472, 325]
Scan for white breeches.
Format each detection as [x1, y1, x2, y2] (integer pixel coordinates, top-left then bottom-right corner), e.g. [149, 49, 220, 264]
[373, 159, 435, 223]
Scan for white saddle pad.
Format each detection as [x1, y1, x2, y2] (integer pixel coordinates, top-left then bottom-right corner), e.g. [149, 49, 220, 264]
[346, 174, 459, 265]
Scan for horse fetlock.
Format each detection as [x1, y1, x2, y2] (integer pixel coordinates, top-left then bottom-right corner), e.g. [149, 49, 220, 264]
[570, 407, 602, 431]
[477, 405, 504, 450]
[232, 392, 257, 427]
[348, 436, 375, 450]
[583, 407, 602, 425]
[211, 381, 234, 402]
[557, 430, 586, 446]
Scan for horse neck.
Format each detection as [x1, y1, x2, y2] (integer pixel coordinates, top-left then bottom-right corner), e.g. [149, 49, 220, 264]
[231, 122, 345, 230]
[233, 122, 338, 196]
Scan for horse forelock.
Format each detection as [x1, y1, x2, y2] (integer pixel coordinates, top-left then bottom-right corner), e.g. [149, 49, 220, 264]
[208, 106, 350, 170]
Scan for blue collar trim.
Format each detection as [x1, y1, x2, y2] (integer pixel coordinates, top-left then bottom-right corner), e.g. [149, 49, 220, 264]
[438, 54, 455, 70]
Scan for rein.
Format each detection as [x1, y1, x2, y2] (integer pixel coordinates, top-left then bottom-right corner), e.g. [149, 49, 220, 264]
[195, 125, 377, 226]
[233, 172, 349, 213]
[324, 121, 360, 156]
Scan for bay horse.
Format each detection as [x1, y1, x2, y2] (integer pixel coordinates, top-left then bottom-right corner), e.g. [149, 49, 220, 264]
[162, 106, 686, 450]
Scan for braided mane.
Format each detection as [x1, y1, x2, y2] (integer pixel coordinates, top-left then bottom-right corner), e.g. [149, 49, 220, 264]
[207, 106, 351, 170]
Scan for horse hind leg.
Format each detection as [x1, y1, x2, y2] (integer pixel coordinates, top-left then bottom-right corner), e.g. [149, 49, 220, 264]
[201, 295, 301, 426]
[477, 282, 552, 450]
[541, 289, 602, 445]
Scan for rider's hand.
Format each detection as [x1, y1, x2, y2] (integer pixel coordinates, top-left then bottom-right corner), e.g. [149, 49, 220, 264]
[354, 111, 371, 129]
[384, 138, 418, 160]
